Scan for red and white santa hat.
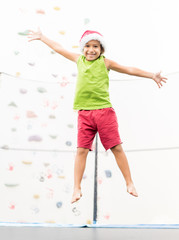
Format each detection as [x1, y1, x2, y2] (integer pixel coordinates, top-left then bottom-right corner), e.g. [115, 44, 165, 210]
[79, 30, 106, 52]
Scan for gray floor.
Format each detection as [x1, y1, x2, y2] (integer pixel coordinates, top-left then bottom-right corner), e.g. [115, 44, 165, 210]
[1, 227, 179, 240]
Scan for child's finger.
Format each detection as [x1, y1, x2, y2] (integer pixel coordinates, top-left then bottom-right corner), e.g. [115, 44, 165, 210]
[27, 35, 33, 39]
[28, 30, 34, 34]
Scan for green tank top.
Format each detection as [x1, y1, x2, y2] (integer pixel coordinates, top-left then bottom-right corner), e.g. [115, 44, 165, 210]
[73, 55, 112, 110]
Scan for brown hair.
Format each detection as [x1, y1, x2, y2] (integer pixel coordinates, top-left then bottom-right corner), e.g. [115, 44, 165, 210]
[100, 44, 105, 54]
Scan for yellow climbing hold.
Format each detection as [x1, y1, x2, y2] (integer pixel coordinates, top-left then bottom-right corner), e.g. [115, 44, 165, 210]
[45, 220, 56, 223]
[22, 160, 32, 165]
[58, 175, 65, 179]
[16, 72, 21, 77]
[59, 31, 65, 35]
[86, 219, 92, 224]
[33, 194, 40, 199]
[72, 45, 79, 49]
[54, 6, 60, 11]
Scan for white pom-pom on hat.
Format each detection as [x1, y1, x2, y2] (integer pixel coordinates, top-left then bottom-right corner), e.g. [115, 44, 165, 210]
[79, 30, 106, 52]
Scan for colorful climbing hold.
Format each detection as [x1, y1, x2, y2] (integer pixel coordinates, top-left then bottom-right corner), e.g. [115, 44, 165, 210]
[82, 174, 87, 179]
[44, 162, 50, 167]
[66, 141, 72, 146]
[98, 178, 103, 184]
[39, 175, 45, 182]
[72, 45, 79, 49]
[8, 163, 14, 171]
[53, 6, 61, 11]
[104, 214, 110, 220]
[72, 207, 81, 216]
[22, 160, 32, 165]
[49, 115, 56, 119]
[86, 219, 92, 224]
[28, 62, 35, 67]
[56, 201, 63, 208]
[28, 135, 42, 142]
[59, 30, 65, 35]
[8, 102, 17, 107]
[5, 183, 19, 187]
[84, 18, 90, 25]
[49, 135, 58, 139]
[19, 88, 28, 94]
[26, 111, 37, 118]
[31, 206, 40, 214]
[60, 76, 69, 87]
[11, 128, 17, 132]
[67, 124, 74, 128]
[33, 194, 40, 199]
[16, 72, 21, 77]
[105, 170, 112, 178]
[14, 51, 20, 55]
[36, 9, 45, 14]
[1, 145, 9, 150]
[37, 87, 47, 93]
[47, 170, 53, 179]
[9, 203, 16, 210]
[51, 74, 58, 78]
[14, 115, 20, 120]
[18, 30, 29, 36]
[72, 73, 77, 77]
[58, 175, 65, 179]
[51, 50, 56, 54]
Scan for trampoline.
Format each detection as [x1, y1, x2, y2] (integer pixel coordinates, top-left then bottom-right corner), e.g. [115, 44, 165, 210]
[1, 224, 179, 240]
[1, 73, 179, 238]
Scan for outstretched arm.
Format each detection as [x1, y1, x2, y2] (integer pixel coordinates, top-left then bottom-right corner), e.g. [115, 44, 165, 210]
[105, 58, 167, 88]
[28, 28, 80, 63]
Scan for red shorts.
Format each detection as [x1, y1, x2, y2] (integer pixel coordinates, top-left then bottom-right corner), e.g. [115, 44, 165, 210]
[77, 107, 122, 151]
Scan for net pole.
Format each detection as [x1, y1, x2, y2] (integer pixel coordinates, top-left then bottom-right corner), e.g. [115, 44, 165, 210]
[93, 133, 98, 224]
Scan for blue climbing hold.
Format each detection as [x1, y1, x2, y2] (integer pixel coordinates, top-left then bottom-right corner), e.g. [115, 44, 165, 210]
[56, 201, 63, 208]
[105, 170, 112, 178]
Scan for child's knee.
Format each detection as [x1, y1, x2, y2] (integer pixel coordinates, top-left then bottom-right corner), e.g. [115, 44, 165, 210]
[77, 147, 89, 156]
[111, 144, 123, 154]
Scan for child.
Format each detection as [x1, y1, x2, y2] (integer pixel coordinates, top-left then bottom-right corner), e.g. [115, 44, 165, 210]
[28, 29, 167, 203]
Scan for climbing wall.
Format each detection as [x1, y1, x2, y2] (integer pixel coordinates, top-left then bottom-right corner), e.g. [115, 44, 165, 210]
[0, 0, 95, 224]
[0, 73, 95, 224]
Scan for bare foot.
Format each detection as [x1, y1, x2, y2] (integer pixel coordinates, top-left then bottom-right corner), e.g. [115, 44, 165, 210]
[71, 189, 82, 204]
[127, 183, 138, 197]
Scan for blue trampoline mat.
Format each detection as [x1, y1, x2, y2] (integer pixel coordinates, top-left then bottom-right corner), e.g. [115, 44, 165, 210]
[1, 222, 179, 229]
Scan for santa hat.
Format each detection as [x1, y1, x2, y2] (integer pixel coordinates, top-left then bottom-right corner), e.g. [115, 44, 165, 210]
[79, 30, 106, 52]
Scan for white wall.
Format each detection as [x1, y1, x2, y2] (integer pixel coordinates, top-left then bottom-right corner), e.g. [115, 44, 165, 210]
[97, 78, 179, 224]
[0, 0, 179, 225]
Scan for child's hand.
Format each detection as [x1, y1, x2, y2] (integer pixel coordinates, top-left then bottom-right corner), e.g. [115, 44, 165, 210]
[152, 71, 168, 88]
[28, 28, 42, 42]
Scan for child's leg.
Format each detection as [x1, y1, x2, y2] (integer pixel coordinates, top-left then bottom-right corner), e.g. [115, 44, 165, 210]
[71, 147, 89, 203]
[111, 144, 138, 197]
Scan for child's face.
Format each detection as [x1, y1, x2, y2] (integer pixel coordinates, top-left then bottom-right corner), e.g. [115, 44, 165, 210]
[83, 40, 102, 61]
